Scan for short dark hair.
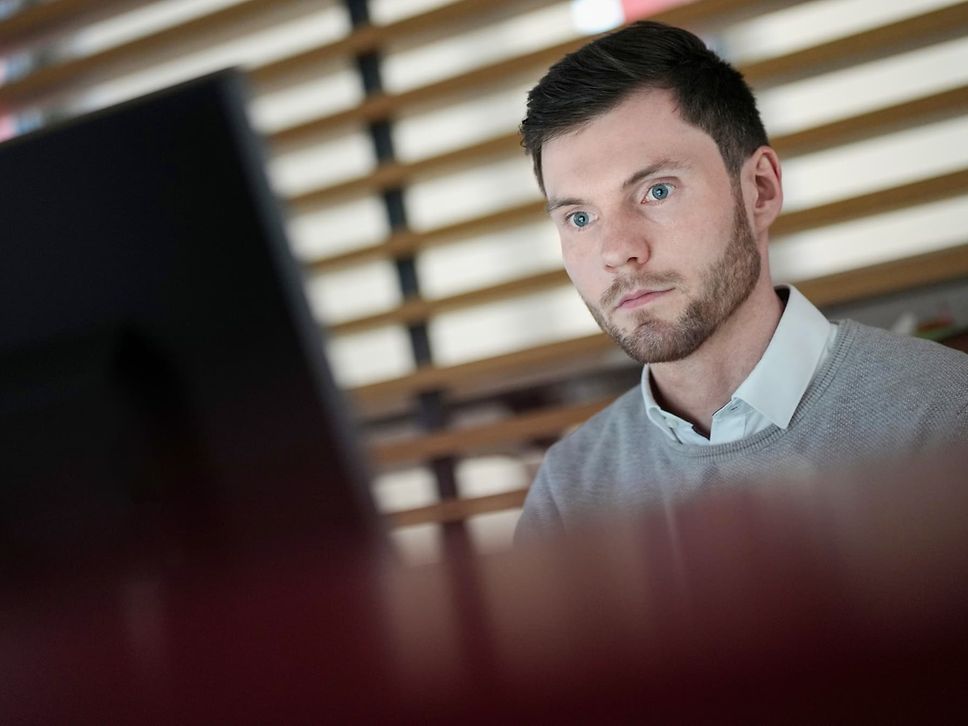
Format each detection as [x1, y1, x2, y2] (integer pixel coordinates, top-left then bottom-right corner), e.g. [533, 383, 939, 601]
[520, 21, 768, 193]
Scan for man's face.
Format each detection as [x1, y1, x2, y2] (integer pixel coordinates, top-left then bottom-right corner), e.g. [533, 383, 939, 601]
[541, 88, 763, 364]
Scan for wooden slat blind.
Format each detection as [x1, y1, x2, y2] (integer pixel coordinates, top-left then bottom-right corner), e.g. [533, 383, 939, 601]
[291, 82, 968, 217]
[250, 0, 564, 92]
[4, 0, 967, 550]
[0, 0, 330, 110]
[270, 0, 968, 152]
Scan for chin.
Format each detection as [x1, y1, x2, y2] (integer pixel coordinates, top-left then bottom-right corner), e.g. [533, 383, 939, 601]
[611, 317, 711, 365]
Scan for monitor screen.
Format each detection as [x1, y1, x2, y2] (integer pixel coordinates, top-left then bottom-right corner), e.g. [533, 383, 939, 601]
[0, 71, 381, 576]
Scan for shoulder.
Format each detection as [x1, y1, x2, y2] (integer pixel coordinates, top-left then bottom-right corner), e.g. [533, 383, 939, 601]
[831, 319, 968, 430]
[839, 320, 968, 381]
[533, 385, 663, 483]
[551, 385, 648, 455]
[517, 385, 654, 538]
[533, 384, 664, 495]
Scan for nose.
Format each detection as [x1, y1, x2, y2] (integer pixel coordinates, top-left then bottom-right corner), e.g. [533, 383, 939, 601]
[599, 209, 651, 270]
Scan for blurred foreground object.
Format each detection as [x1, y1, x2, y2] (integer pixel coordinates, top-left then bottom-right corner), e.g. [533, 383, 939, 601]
[3, 448, 967, 722]
[0, 70, 380, 579]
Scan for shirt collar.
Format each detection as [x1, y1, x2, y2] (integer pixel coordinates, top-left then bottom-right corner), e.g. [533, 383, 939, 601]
[732, 285, 832, 430]
[640, 285, 833, 440]
[641, 365, 679, 442]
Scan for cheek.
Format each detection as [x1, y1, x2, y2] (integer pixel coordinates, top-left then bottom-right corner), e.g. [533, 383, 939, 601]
[561, 247, 605, 300]
[667, 214, 727, 262]
[560, 239, 586, 275]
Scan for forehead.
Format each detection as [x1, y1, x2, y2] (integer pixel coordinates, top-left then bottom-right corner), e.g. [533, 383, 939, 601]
[540, 88, 726, 197]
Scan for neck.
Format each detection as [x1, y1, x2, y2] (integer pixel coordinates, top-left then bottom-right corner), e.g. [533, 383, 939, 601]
[649, 279, 783, 436]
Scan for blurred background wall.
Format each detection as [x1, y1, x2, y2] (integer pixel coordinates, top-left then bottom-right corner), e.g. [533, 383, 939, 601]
[3, 0, 967, 564]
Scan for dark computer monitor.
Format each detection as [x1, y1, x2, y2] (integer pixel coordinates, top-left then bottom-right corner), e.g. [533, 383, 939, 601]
[0, 70, 380, 576]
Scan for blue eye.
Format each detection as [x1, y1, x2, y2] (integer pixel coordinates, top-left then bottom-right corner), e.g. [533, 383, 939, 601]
[646, 183, 673, 202]
[569, 211, 591, 228]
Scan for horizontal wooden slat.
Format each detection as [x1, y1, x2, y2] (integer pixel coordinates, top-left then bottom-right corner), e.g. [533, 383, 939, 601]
[305, 198, 547, 274]
[370, 397, 613, 467]
[324, 168, 968, 337]
[352, 332, 617, 417]
[0, 0, 327, 112]
[330, 268, 569, 336]
[388, 489, 528, 528]
[288, 133, 523, 210]
[771, 84, 968, 157]
[0, 0, 158, 55]
[742, 2, 968, 88]
[772, 168, 968, 236]
[271, 1, 968, 149]
[351, 242, 968, 421]
[249, 0, 561, 92]
[795, 243, 968, 309]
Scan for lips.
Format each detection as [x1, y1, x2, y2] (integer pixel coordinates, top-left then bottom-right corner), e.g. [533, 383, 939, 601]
[616, 288, 672, 310]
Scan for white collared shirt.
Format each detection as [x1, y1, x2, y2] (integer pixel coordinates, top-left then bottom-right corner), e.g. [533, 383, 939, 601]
[641, 285, 837, 446]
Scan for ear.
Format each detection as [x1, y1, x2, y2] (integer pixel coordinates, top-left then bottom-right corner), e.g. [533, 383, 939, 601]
[743, 146, 783, 238]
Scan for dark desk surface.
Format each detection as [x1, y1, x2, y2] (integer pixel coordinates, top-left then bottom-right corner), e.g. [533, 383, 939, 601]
[3, 450, 967, 723]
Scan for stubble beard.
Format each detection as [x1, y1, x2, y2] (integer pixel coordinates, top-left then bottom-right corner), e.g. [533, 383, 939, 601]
[585, 192, 761, 365]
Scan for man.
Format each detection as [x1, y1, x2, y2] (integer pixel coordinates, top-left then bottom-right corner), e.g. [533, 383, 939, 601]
[516, 21, 968, 537]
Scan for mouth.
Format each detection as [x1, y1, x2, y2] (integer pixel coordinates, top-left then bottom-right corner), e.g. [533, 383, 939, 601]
[615, 288, 672, 311]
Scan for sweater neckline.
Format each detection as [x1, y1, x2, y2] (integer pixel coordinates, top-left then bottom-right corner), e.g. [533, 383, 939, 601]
[653, 319, 860, 459]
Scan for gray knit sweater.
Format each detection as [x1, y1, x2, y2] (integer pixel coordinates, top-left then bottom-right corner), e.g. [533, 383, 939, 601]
[517, 320, 968, 537]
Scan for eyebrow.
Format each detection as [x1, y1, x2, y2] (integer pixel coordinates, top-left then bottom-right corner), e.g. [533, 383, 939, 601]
[545, 158, 685, 214]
